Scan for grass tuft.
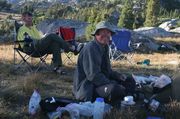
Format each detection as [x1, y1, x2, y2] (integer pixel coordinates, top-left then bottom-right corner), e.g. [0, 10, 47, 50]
[22, 73, 44, 96]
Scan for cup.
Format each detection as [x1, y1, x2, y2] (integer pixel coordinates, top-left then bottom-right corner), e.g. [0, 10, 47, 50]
[123, 96, 135, 105]
[124, 96, 133, 102]
[149, 99, 160, 112]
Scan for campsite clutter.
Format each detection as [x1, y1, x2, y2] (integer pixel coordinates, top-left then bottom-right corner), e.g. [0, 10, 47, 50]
[40, 97, 112, 119]
[26, 19, 173, 118]
[27, 74, 172, 119]
[132, 74, 172, 86]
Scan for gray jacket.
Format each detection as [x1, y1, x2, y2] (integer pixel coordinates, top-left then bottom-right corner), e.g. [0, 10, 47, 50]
[73, 39, 121, 101]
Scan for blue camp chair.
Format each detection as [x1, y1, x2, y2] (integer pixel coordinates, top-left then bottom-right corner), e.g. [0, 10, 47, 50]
[109, 29, 134, 64]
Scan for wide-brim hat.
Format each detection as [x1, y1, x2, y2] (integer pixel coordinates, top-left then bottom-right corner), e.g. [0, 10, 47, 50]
[91, 21, 116, 36]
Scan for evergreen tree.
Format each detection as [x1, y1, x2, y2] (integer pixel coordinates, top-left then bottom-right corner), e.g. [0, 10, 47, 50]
[144, 0, 160, 27]
[118, 0, 134, 29]
[161, 0, 180, 11]
[172, 9, 179, 19]
[21, 4, 34, 14]
[0, 0, 11, 10]
[133, 14, 144, 29]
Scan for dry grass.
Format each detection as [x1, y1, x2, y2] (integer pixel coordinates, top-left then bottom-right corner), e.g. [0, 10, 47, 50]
[155, 37, 180, 44]
[0, 38, 180, 119]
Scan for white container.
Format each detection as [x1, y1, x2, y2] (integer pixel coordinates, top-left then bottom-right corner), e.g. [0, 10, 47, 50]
[93, 98, 105, 119]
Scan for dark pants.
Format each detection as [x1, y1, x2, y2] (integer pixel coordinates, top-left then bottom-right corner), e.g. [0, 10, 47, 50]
[24, 34, 70, 67]
[94, 77, 136, 104]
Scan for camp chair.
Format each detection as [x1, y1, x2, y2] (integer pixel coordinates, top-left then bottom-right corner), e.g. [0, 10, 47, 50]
[109, 29, 135, 64]
[57, 27, 76, 65]
[13, 21, 49, 72]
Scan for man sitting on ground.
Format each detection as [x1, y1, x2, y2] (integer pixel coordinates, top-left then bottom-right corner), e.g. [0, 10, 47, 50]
[73, 21, 136, 104]
[17, 12, 81, 74]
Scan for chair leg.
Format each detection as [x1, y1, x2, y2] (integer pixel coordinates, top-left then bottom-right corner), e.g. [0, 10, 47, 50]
[14, 49, 50, 73]
[18, 51, 31, 66]
[125, 53, 135, 65]
[63, 52, 74, 65]
[109, 49, 135, 65]
[34, 54, 50, 72]
[14, 49, 33, 72]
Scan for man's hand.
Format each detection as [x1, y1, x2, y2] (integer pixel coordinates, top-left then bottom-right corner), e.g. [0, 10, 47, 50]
[119, 74, 127, 81]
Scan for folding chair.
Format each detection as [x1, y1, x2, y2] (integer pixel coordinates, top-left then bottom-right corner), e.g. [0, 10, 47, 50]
[13, 21, 49, 72]
[57, 27, 76, 65]
[109, 29, 135, 64]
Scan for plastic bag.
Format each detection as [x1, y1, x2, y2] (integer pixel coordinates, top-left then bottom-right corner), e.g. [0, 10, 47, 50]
[132, 74, 150, 84]
[132, 74, 159, 84]
[65, 101, 112, 118]
[46, 101, 112, 119]
[66, 102, 94, 117]
[28, 89, 41, 115]
[153, 74, 172, 88]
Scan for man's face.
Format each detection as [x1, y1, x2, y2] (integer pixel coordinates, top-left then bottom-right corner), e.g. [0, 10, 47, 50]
[95, 28, 112, 45]
[22, 14, 33, 25]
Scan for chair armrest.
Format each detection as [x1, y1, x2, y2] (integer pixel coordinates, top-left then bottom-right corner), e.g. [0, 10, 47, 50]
[14, 40, 33, 44]
[14, 40, 26, 43]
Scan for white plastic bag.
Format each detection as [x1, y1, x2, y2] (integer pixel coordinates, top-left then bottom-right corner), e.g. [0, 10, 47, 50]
[153, 74, 172, 88]
[132, 74, 149, 84]
[28, 89, 41, 115]
[132, 74, 159, 84]
[54, 102, 94, 119]
[47, 101, 112, 119]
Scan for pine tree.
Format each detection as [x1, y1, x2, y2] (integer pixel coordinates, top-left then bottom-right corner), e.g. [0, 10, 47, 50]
[173, 9, 179, 19]
[118, 0, 134, 29]
[144, 0, 160, 27]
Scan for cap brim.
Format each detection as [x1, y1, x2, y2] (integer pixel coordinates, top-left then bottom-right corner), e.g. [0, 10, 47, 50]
[91, 28, 115, 36]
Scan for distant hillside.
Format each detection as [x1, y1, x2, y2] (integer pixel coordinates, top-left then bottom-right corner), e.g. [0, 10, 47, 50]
[5, 0, 180, 13]
[160, 0, 180, 11]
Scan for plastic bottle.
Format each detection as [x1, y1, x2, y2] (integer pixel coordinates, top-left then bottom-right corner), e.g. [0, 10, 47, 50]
[104, 103, 112, 114]
[24, 32, 31, 42]
[28, 89, 41, 115]
[93, 97, 105, 119]
[24, 32, 33, 48]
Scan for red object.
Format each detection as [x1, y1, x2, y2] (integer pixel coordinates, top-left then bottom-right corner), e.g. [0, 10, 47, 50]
[57, 27, 75, 41]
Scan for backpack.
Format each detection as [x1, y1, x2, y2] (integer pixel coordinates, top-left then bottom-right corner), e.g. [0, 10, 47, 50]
[39, 97, 79, 113]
